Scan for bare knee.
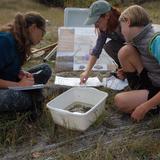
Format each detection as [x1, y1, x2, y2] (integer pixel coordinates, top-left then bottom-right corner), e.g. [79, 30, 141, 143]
[118, 45, 143, 73]
[118, 45, 136, 62]
[114, 93, 130, 113]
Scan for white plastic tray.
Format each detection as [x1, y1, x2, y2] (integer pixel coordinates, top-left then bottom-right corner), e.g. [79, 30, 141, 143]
[64, 7, 91, 27]
[47, 87, 108, 131]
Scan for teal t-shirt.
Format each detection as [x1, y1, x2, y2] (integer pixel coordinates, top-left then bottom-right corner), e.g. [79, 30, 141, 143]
[149, 33, 160, 63]
[0, 32, 21, 81]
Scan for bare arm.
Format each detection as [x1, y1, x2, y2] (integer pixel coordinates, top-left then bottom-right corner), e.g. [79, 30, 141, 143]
[131, 91, 160, 121]
[85, 55, 97, 73]
[0, 79, 18, 88]
[80, 31, 107, 84]
[142, 91, 160, 111]
[0, 76, 35, 88]
[80, 55, 97, 84]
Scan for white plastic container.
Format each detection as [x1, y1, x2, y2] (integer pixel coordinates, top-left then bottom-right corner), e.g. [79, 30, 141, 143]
[64, 8, 92, 27]
[47, 87, 108, 131]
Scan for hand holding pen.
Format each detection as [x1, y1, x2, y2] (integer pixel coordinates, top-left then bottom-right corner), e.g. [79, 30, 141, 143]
[18, 70, 33, 79]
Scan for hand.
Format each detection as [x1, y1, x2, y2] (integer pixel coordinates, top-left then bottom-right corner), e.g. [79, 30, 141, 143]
[116, 68, 125, 80]
[18, 76, 35, 87]
[18, 70, 33, 80]
[131, 104, 149, 122]
[80, 71, 89, 84]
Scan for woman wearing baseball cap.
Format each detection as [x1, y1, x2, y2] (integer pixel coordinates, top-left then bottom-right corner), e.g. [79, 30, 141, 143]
[80, 0, 125, 84]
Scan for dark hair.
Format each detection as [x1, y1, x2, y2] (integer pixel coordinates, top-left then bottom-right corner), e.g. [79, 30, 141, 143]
[0, 12, 46, 65]
[106, 7, 121, 32]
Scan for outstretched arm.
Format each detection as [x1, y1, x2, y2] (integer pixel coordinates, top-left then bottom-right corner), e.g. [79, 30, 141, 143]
[131, 91, 160, 122]
[80, 55, 97, 84]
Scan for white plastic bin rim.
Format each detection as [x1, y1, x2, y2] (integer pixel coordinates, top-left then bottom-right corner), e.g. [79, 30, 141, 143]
[47, 87, 108, 115]
[64, 7, 92, 27]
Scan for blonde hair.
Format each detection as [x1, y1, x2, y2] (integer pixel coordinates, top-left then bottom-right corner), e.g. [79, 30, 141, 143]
[119, 5, 150, 27]
[0, 12, 46, 65]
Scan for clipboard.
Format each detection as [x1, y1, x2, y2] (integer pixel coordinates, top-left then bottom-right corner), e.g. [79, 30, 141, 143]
[8, 84, 44, 91]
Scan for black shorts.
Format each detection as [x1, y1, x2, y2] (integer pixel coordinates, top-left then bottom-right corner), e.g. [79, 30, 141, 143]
[138, 69, 160, 100]
[125, 68, 160, 114]
[125, 68, 160, 99]
[139, 69, 160, 114]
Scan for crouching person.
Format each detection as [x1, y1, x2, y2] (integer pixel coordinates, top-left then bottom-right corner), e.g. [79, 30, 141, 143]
[114, 5, 160, 122]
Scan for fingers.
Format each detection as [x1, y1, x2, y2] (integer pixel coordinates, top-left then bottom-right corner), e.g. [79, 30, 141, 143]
[18, 71, 33, 79]
[80, 77, 87, 85]
[131, 111, 144, 122]
[26, 72, 33, 78]
[131, 114, 139, 122]
[116, 69, 125, 80]
[80, 72, 88, 84]
[18, 77, 35, 86]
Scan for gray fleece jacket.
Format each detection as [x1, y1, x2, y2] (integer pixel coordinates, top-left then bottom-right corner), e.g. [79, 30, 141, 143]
[132, 24, 160, 87]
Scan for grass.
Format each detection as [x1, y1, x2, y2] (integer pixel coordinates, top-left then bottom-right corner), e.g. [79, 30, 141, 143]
[40, 135, 160, 160]
[0, 0, 160, 159]
[0, 0, 64, 46]
[0, 1, 63, 152]
[143, 1, 160, 24]
[0, 0, 64, 25]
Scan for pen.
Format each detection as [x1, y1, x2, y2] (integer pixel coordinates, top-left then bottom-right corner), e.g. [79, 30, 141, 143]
[32, 70, 42, 75]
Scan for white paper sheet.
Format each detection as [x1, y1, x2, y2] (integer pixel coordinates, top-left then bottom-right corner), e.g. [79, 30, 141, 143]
[103, 76, 128, 90]
[54, 76, 102, 87]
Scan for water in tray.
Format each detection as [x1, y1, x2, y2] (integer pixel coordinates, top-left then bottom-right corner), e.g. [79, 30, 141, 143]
[65, 101, 93, 113]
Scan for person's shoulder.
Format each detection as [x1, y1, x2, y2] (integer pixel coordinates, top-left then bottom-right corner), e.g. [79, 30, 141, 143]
[0, 31, 13, 38]
[0, 32, 14, 39]
[0, 32, 15, 46]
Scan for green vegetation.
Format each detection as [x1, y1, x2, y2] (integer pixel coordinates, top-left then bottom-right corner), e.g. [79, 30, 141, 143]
[0, 0, 64, 45]
[35, 0, 154, 7]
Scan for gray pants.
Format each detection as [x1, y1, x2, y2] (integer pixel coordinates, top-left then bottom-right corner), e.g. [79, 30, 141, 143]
[0, 63, 52, 112]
